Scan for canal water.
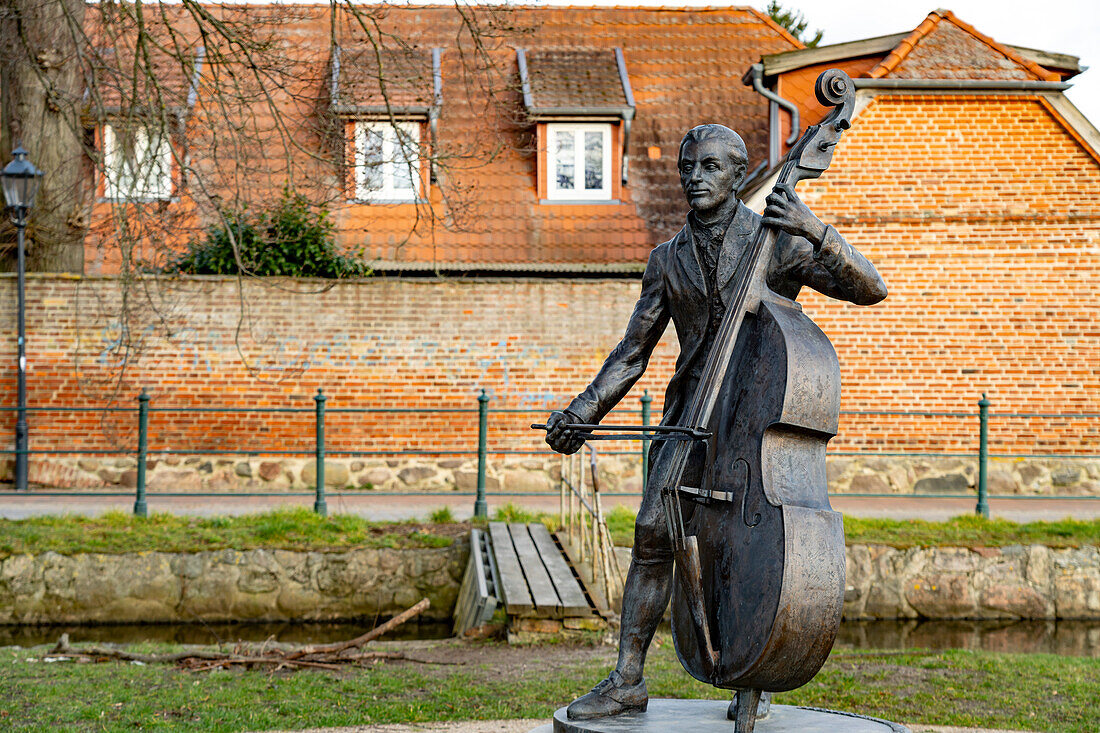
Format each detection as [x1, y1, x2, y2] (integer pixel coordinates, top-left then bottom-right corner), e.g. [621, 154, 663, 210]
[2, 619, 1099, 658]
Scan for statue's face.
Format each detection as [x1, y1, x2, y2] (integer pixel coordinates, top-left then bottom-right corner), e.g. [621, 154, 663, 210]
[678, 138, 744, 215]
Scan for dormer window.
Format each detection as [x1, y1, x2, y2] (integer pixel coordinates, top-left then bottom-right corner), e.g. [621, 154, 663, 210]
[331, 45, 442, 204]
[547, 123, 612, 200]
[518, 47, 635, 204]
[93, 44, 202, 203]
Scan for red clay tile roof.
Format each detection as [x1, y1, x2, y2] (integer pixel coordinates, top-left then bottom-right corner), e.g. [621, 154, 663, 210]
[868, 9, 1060, 82]
[82, 5, 805, 272]
[333, 47, 437, 113]
[90, 43, 202, 113]
[524, 48, 629, 112]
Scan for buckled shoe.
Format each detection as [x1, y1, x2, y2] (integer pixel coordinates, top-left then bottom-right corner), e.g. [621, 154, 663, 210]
[566, 670, 648, 720]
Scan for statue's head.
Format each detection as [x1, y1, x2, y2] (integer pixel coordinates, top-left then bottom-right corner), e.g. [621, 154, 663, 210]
[678, 124, 748, 216]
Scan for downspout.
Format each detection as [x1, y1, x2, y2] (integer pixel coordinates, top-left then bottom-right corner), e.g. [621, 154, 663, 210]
[615, 47, 635, 186]
[516, 48, 533, 109]
[330, 44, 341, 106]
[430, 47, 443, 183]
[743, 62, 799, 169]
[186, 45, 205, 117]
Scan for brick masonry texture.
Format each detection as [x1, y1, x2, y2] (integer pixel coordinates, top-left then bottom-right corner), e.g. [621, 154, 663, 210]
[790, 93, 1099, 455]
[0, 259, 1092, 474]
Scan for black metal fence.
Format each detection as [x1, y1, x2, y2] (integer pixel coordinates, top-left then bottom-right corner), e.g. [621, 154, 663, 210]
[1, 392, 1096, 517]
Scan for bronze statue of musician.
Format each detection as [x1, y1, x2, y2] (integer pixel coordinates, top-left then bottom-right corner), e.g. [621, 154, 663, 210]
[545, 121, 886, 722]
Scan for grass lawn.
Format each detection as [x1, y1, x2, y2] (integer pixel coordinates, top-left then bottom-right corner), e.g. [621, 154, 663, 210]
[1, 638, 1096, 732]
[592, 505, 1100, 549]
[0, 508, 460, 558]
[1, 506, 1098, 558]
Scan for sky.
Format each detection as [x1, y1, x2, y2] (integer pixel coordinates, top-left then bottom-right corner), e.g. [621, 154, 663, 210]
[389, 0, 1100, 124]
[754, 0, 1100, 123]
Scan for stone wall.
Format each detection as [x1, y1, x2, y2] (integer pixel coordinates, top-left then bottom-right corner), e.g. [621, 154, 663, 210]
[0, 541, 468, 625]
[8, 452, 1098, 497]
[844, 544, 1100, 620]
[2, 541, 1098, 625]
[604, 544, 1100, 620]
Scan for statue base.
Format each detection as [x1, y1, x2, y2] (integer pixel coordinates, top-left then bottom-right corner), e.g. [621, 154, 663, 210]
[528, 699, 911, 732]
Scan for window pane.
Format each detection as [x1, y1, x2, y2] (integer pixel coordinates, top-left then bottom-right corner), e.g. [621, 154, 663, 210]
[104, 126, 126, 197]
[107, 125, 143, 199]
[555, 131, 575, 190]
[140, 128, 172, 198]
[584, 130, 604, 190]
[392, 127, 416, 192]
[132, 128, 152, 196]
[360, 126, 383, 192]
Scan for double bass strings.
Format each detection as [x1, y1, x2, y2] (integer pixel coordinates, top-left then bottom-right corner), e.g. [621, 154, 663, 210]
[655, 160, 795, 539]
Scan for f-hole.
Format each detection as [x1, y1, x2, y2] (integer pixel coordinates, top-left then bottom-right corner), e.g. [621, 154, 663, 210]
[732, 458, 759, 527]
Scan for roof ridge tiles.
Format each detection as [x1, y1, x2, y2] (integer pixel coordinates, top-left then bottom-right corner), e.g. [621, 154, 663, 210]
[743, 5, 804, 50]
[868, 9, 1061, 82]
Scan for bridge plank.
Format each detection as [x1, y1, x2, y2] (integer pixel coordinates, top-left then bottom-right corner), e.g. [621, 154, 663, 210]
[489, 522, 533, 615]
[528, 523, 591, 615]
[508, 523, 561, 616]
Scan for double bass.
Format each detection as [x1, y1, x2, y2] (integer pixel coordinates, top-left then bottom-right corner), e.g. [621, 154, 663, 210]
[659, 68, 857, 730]
[536, 69, 858, 733]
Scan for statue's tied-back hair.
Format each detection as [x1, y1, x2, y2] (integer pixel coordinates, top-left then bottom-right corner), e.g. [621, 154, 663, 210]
[678, 124, 748, 167]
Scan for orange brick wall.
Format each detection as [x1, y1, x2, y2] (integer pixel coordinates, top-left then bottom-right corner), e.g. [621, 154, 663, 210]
[0, 263, 1093, 460]
[792, 93, 1098, 454]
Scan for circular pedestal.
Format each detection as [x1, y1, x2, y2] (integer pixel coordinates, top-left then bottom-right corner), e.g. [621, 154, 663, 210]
[539, 699, 910, 733]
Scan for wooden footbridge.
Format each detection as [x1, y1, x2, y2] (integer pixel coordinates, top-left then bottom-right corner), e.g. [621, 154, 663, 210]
[453, 522, 596, 634]
[453, 450, 625, 636]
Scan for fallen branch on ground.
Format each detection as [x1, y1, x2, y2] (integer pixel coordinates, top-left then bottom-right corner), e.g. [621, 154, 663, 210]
[49, 598, 445, 670]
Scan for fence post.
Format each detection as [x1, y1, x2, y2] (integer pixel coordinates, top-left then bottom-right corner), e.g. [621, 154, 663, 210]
[133, 388, 149, 517]
[314, 388, 327, 517]
[474, 389, 489, 519]
[640, 390, 652, 491]
[976, 393, 990, 519]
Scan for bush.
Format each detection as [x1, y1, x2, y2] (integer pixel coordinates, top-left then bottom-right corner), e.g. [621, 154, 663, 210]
[170, 188, 370, 278]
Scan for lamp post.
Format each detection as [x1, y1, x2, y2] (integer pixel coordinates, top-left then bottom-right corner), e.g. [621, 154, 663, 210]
[2, 146, 43, 492]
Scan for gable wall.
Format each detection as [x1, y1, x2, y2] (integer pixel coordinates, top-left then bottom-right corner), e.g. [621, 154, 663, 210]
[792, 93, 1098, 452]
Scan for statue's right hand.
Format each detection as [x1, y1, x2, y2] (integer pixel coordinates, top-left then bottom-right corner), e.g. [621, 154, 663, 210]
[545, 411, 586, 455]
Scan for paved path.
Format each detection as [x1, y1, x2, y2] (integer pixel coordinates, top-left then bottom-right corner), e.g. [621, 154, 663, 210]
[257, 721, 1032, 733]
[1, 490, 1099, 522]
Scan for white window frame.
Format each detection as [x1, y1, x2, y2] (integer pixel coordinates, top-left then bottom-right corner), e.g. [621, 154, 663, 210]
[546, 122, 613, 201]
[354, 120, 422, 202]
[102, 122, 174, 201]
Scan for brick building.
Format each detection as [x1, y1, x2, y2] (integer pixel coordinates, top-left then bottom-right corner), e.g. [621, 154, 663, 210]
[1, 7, 1096, 494]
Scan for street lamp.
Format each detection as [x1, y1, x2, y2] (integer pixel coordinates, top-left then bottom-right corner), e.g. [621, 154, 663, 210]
[2, 145, 43, 491]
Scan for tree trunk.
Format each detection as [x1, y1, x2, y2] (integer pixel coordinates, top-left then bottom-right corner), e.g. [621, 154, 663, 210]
[0, 0, 88, 273]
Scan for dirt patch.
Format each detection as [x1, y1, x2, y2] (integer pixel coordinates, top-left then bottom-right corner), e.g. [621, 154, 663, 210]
[368, 638, 614, 679]
[373, 521, 471, 543]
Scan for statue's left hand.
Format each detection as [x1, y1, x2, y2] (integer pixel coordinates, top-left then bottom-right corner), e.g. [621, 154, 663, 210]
[762, 182, 827, 249]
